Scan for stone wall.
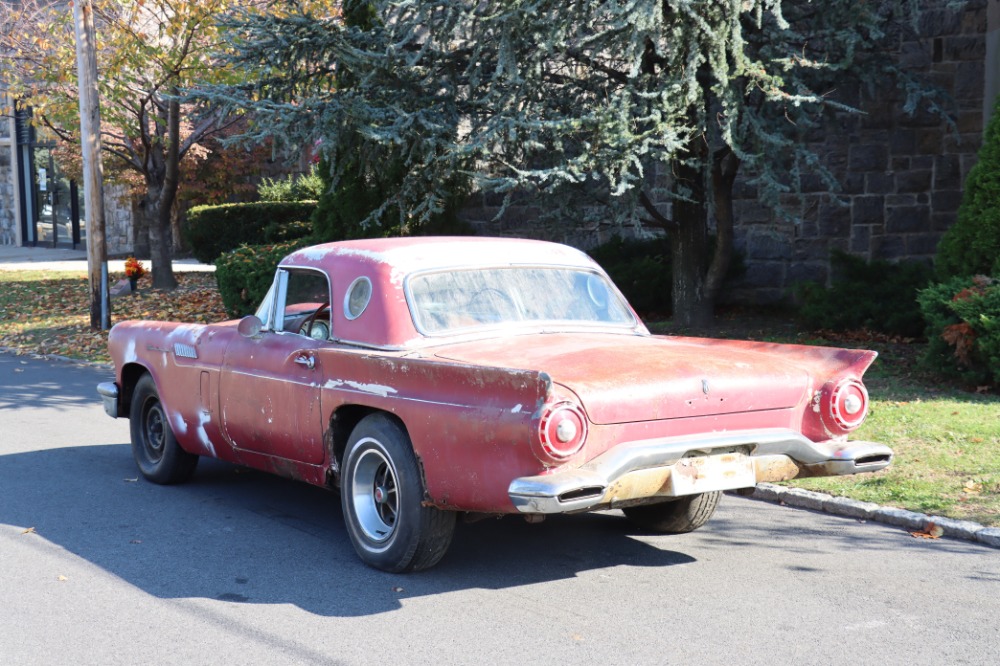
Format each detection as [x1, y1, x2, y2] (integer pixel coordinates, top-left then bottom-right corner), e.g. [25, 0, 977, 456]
[462, 1, 989, 306]
[0, 106, 15, 246]
[0, 148, 15, 246]
[103, 184, 135, 256]
[727, 0, 987, 303]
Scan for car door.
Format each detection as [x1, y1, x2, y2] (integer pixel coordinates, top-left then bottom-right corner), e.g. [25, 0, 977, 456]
[219, 268, 329, 464]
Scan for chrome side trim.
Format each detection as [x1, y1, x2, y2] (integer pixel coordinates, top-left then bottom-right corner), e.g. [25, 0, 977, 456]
[508, 429, 894, 514]
[97, 382, 120, 419]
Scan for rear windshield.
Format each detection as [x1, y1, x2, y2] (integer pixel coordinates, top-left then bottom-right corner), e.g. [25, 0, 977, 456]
[407, 267, 636, 335]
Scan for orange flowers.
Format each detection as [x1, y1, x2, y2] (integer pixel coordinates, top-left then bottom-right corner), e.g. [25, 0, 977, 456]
[124, 257, 146, 279]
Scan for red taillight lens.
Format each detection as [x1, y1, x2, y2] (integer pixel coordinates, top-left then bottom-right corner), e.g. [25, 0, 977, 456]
[538, 402, 588, 461]
[823, 378, 869, 432]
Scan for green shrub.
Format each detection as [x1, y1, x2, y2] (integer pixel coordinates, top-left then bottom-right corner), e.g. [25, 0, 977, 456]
[588, 235, 673, 316]
[185, 201, 317, 264]
[215, 239, 312, 318]
[918, 274, 1000, 386]
[258, 165, 325, 202]
[795, 251, 933, 337]
[936, 97, 1000, 279]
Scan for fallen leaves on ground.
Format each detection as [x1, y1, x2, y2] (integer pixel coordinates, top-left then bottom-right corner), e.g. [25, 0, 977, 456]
[0, 272, 228, 364]
[910, 522, 945, 539]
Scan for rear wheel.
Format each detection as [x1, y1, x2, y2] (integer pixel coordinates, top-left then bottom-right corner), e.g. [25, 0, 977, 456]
[622, 491, 722, 533]
[129, 374, 198, 484]
[341, 414, 455, 572]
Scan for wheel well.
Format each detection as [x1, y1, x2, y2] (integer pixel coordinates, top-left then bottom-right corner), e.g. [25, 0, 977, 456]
[118, 363, 150, 416]
[328, 406, 408, 486]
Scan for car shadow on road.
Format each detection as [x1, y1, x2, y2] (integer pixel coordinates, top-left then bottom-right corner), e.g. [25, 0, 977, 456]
[1, 443, 698, 617]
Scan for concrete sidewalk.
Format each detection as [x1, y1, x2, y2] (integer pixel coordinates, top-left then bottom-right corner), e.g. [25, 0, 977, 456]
[0, 244, 213, 272]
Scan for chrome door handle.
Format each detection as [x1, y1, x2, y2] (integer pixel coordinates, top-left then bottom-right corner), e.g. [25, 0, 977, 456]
[294, 355, 315, 370]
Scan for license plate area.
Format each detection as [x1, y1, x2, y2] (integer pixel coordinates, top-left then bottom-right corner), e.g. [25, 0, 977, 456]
[670, 449, 755, 496]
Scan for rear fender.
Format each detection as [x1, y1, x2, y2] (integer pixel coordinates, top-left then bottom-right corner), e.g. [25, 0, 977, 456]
[316, 351, 553, 511]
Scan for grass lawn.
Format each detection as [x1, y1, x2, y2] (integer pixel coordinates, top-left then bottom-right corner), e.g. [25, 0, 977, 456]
[2, 269, 998, 526]
[0, 270, 227, 364]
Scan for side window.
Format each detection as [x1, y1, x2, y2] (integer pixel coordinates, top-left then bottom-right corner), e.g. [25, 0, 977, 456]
[278, 269, 332, 340]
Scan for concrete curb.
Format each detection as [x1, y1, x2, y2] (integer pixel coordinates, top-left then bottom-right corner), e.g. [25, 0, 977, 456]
[743, 483, 1000, 549]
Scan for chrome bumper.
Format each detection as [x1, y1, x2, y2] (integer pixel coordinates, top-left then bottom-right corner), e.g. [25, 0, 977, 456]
[97, 382, 120, 418]
[507, 429, 893, 514]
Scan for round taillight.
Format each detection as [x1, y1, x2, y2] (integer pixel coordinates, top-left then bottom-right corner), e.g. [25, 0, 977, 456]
[825, 379, 869, 432]
[538, 402, 588, 460]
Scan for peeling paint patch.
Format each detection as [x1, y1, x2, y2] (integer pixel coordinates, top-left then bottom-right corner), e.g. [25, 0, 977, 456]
[512, 404, 523, 414]
[172, 413, 188, 435]
[323, 379, 345, 390]
[345, 381, 398, 397]
[196, 412, 216, 457]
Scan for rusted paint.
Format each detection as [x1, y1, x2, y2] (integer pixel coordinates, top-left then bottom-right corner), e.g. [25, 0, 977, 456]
[104, 237, 888, 517]
[753, 455, 803, 483]
[603, 467, 675, 506]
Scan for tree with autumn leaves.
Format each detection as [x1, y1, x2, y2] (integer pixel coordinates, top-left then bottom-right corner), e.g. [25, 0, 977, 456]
[0, 0, 337, 289]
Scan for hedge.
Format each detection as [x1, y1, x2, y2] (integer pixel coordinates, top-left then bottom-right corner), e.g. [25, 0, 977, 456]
[794, 251, 932, 338]
[185, 201, 316, 264]
[215, 239, 312, 318]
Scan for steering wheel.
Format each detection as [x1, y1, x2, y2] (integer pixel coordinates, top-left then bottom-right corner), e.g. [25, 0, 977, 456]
[466, 288, 517, 322]
[300, 302, 331, 340]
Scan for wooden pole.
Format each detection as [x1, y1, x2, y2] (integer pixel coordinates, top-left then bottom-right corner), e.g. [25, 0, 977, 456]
[73, 0, 110, 330]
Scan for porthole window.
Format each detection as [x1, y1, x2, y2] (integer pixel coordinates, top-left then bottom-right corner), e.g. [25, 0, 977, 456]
[344, 276, 373, 320]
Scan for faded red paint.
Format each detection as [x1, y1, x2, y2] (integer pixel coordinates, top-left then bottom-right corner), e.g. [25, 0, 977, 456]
[105, 237, 889, 515]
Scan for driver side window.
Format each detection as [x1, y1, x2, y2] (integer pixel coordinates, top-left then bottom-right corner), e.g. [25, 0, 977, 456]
[280, 270, 333, 340]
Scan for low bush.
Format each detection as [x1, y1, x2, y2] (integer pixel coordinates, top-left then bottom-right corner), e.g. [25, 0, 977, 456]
[215, 239, 312, 318]
[185, 201, 317, 264]
[794, 251, 932, 338]
[258, 165, 325, 203]
[918, 274, 1000, 386]
[588, 235, 673, 316]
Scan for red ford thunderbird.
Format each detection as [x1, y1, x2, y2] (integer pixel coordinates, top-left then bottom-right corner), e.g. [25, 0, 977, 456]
[98, 237, 892, 572]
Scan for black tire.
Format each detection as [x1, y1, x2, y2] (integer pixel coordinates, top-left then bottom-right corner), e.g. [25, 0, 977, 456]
[622, 491, 722, 534]
[341, 414, 456, 572]
[129, 374, 199, 484]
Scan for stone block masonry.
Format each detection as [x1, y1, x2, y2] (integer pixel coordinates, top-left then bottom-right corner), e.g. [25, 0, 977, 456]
[728, 0, 988, 304]
[461, 1, 991, 308]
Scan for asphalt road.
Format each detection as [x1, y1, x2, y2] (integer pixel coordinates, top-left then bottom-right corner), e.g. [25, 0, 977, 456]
[1, 352, 998, 666]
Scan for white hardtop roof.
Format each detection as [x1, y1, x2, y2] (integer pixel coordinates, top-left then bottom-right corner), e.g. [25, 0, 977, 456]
[284, 237, 599, 275]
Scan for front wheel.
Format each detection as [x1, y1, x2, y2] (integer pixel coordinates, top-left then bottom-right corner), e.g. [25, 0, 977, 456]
[622, 491, 722, 534]
[341, 414, 456, 572]
[129, 374, 198, 484]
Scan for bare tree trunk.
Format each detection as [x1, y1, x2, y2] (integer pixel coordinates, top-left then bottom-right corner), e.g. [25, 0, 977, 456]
[131, 196, 150, 258]
[150, 94, 180, 290]
[705, 148, 740, 303]
[670, 152, 713, 329]
[147, 184, 178, 290]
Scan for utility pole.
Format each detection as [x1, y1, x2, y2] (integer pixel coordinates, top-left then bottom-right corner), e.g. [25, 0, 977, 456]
[73, 0, 110, 330]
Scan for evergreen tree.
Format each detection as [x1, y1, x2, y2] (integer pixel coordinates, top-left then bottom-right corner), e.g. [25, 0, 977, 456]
[935, 96, 1000, 279]
[207, 0, 954, 324]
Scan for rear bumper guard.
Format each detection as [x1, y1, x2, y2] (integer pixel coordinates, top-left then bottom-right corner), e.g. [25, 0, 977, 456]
[508, 429, 893, 514]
